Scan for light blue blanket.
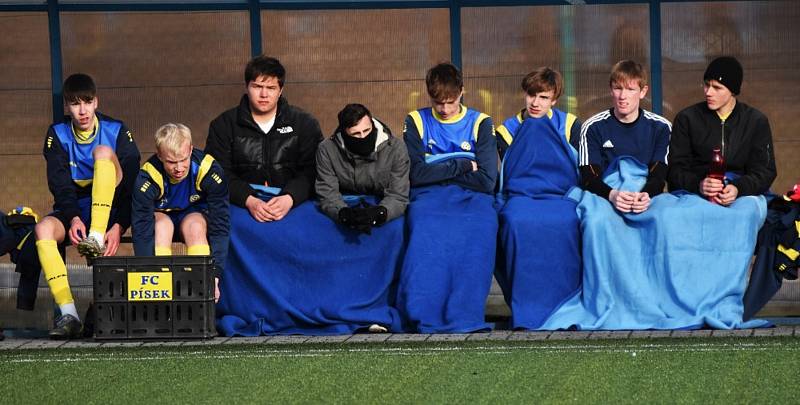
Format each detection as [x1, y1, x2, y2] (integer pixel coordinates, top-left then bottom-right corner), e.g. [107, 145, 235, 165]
[540, 157, 769, 330]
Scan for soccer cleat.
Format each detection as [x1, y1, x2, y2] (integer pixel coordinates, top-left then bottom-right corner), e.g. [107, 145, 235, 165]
[49, 314, 83, 340]
[76, 236, 105, 258]
[368, 324, 388, 333]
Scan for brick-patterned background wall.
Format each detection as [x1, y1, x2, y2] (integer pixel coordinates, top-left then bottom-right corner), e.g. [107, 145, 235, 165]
[0, 2, 797, 326]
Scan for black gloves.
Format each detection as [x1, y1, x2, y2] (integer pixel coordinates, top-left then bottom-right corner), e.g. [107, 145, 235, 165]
[353, 205, 387, 227]
[338, 201, 388, 234]
[339, 207, 358, 227]
[339, 206, 372, 234]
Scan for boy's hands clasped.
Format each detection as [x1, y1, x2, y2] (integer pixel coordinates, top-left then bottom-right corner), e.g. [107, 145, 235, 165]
[701, 177, 738, 206]
[609, 190, 651, 213]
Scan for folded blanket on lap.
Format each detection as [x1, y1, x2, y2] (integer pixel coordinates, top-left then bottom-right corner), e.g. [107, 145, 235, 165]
[540, 157, 769, 330]
[397, 184, 498, 333]
[496, 117, 582, 330]
[216, 197, 404, 336]
[498, 198, 582, 329]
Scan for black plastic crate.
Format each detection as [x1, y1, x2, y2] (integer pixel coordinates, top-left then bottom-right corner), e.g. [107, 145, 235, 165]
[92, 255, 216, 340]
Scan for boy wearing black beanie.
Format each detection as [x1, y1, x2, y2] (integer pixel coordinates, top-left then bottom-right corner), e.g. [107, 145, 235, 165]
[667, 56, 776, 203]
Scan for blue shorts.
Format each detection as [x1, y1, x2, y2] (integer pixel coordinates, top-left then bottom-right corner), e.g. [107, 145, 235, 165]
[161, 205, 208, 241]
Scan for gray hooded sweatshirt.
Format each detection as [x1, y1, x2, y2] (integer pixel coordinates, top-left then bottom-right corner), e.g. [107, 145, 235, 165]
[315, 118, 410, 223]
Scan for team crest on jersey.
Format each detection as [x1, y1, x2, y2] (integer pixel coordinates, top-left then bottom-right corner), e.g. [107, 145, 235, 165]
[460, 141, 472, 151]
[189, 194, 201, 203]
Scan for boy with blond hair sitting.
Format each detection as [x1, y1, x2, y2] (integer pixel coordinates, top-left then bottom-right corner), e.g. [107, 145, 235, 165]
[132, 123, 229, 303]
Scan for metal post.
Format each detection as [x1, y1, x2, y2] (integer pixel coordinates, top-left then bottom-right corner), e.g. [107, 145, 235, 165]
[47, 0, 63, 122]
[449, 0, 462, 69]
[649, 0, 663, 115]
[249, 0, 262, 57]
[559, 4, 578, 117]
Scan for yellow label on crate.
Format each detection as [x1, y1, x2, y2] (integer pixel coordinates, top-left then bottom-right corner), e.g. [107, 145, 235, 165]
[127, 272, 173, 301]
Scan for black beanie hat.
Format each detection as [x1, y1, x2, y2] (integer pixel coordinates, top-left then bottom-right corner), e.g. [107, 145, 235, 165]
[704, 56, 743, 95]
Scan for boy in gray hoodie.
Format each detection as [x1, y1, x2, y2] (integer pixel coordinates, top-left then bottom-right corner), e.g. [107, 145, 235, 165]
[315, 104, 409, 233]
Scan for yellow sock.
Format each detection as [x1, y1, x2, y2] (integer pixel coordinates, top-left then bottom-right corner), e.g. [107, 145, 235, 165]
[36, 240, 73, 306]
[187, 244, 210, 256]
[89, 158, 116, 236]
[155, 246, 172, 256]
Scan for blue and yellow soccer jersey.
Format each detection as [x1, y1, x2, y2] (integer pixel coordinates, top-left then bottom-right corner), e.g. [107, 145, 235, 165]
[496, 108, 581, 160]
[402, 105, 498, 194]
[496, 110, 525, 157]
[409, 107, 485, 155]
[140, 150, 215, 213]
[131, 148, 229, 276]
[44, 113, 140, 229]
[52, 117, 120, 187]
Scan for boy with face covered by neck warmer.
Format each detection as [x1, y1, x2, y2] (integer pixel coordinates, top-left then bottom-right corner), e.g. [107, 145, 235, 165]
[315, 104, 410, 234]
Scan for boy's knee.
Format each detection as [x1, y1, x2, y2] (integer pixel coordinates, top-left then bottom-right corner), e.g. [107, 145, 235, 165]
[153, 213, 175, 240]
[34, 222, 48, 239]
[93, 145, 116, 161]
[34, 217, 60, 240]
[154, 213, 173, 228]
[181, 215, 207, 241]
[185, 222, 206, 237]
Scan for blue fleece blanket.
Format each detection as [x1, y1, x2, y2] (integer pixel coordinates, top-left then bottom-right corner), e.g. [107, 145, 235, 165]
[216, 197, 404, 336]
[495, 117, 582, 330]
[397, 180, 498, 333]
[540, 157, 769, 330]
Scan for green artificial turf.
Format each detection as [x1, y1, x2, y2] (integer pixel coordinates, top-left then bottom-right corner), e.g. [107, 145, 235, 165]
[2, 337, 799, 404]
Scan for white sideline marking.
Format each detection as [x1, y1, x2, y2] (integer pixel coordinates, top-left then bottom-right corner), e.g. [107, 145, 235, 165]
[3, 341, 797, 364]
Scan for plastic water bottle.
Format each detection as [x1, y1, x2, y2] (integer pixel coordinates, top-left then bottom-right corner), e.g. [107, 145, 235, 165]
[708, 147, 726, 202]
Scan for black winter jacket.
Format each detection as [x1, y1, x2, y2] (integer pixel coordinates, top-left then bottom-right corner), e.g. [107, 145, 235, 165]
[205, 95, 323, 207]
[668, 101, 776, 196]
